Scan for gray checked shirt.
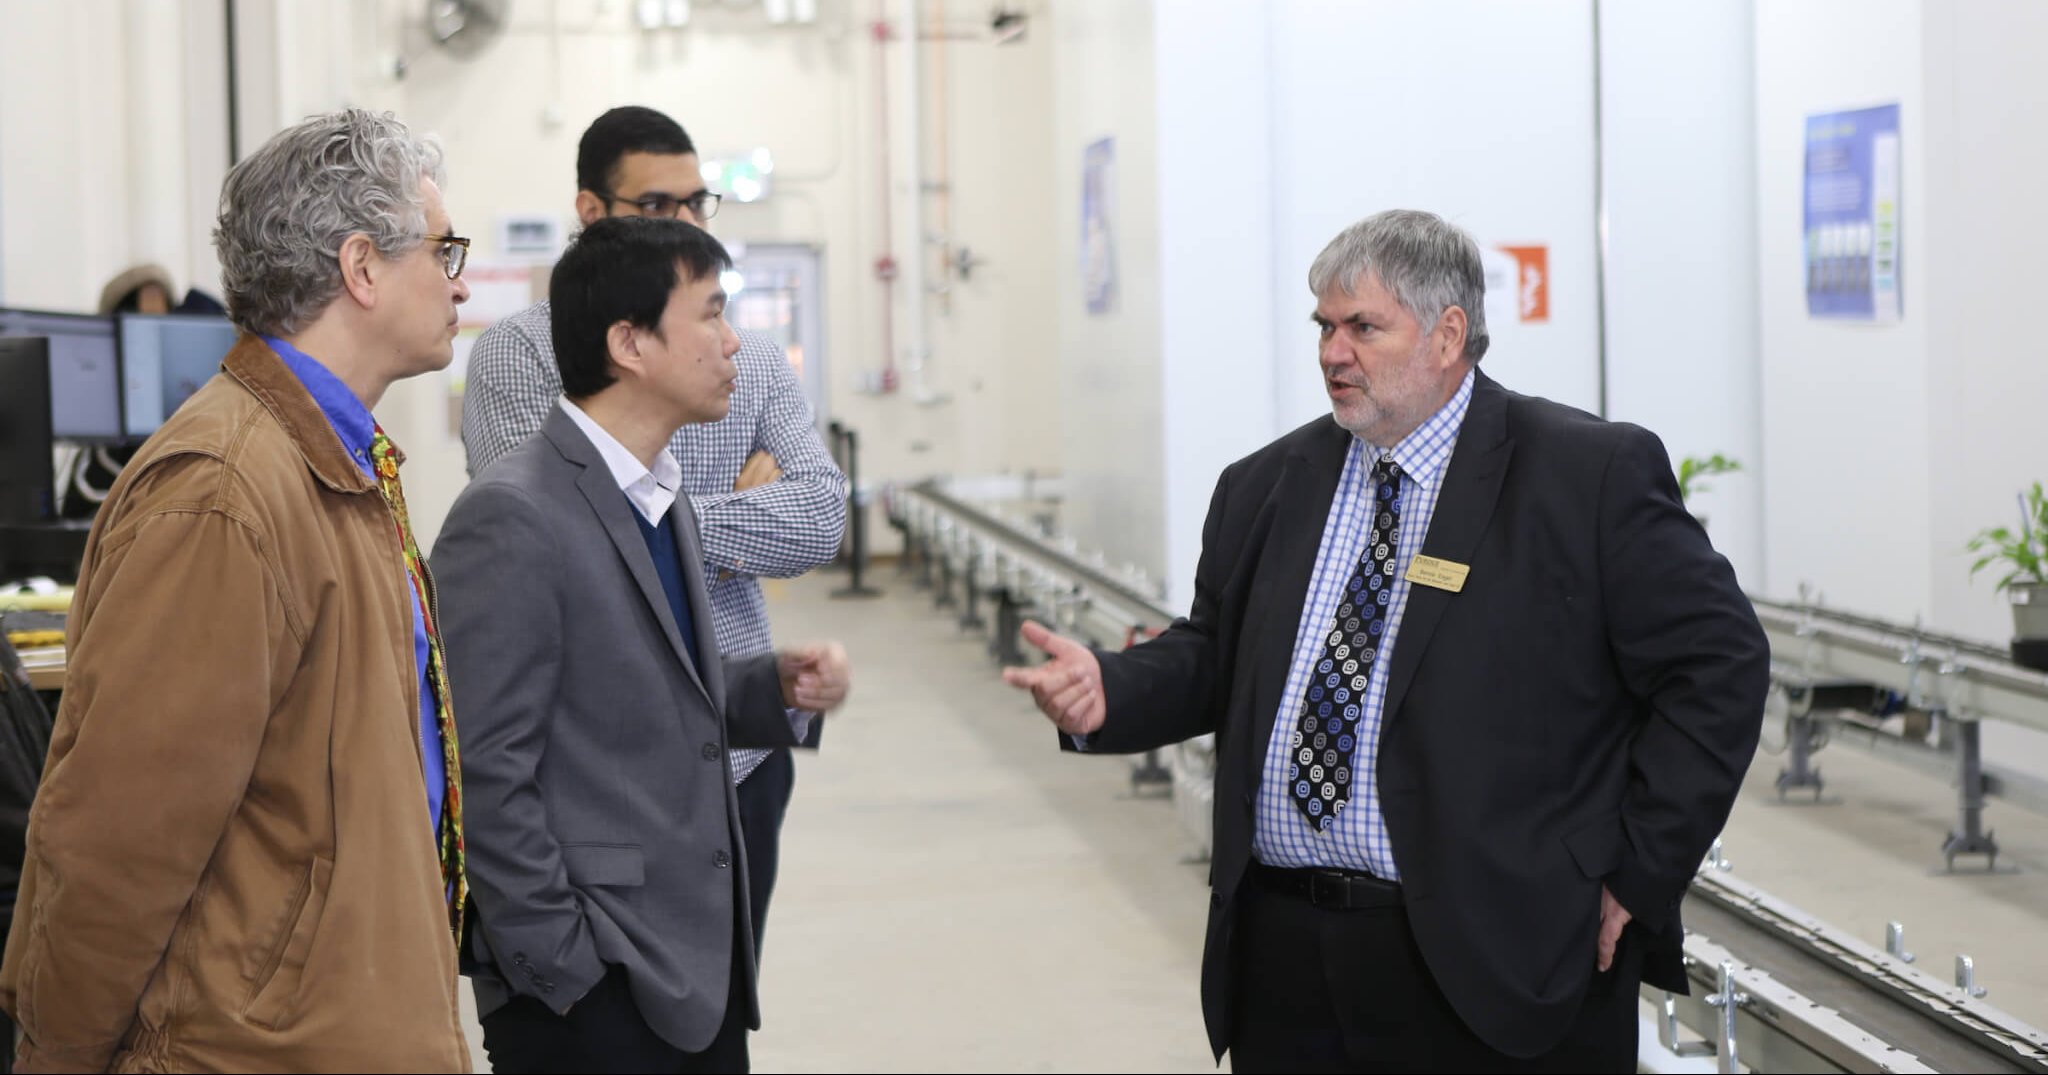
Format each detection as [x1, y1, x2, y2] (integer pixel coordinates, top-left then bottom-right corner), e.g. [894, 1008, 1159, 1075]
[459, 300, 848, 783]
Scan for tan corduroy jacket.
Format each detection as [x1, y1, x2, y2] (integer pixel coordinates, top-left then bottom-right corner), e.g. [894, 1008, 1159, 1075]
[0, 338, 469, 1073]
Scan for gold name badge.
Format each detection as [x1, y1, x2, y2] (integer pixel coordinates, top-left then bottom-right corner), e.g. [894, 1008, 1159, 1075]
[1405, 555, 1471, 593]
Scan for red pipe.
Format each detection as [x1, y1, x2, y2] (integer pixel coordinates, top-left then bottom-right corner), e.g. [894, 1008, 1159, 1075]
[871, 8, 898, 391]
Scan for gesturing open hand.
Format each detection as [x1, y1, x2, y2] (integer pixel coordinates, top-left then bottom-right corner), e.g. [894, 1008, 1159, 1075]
[1000, 620, 1106, 737]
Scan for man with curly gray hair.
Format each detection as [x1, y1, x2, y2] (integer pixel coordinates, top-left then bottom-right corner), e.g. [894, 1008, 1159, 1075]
[0, 108, 475, 1072]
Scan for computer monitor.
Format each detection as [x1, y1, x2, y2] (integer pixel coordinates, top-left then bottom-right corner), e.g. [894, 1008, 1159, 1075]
[0, 337, 55, 523]
[118, 313, 238, 438]
[0, 308, 122, 440]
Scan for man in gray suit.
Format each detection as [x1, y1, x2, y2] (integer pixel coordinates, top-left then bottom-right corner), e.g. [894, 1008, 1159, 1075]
[433, 215, 851, 1074]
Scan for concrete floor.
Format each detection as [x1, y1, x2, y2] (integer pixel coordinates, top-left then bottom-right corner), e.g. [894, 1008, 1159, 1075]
[456, 569, 2048, 1071]
[460, 568, 1216, 1073]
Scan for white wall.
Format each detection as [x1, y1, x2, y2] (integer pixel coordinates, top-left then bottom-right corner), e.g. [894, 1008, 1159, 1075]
[2, 2, 136, 310]
[915, 0, 1062, 486]
[1051, 0, 1166, 583]
[1752, 0, 2048, 644]
[1152, 0, 1276, 609]
[0, 0, 235, 313]
[1063, 0, 2041, 642]
[1753, 0, 1933, 623]
[1265, 0, 1602, 430]
[1919, 0, 2048, 642]
[177, 1, 232, 302]
[1054, 0, 1609, 608]
[1600, 0, 1763, 588]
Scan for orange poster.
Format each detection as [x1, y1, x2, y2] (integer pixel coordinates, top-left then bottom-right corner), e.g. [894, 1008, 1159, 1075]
[1497, 245, 1549, 323]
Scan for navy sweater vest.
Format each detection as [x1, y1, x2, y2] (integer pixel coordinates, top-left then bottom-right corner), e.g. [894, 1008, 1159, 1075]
[632, 504, 703, 670]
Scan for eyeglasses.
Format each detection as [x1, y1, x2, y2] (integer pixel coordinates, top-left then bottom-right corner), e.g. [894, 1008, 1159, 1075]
[422, 233, 470, 280]
[597, 189, 722, 222]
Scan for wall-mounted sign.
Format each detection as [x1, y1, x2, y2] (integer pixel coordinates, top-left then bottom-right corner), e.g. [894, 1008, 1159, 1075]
[1081, 137, 1117, 316]
[1804, 103, 1901, 322]
[496, 214, 564, 260]
[1496, 245, 1549, 323]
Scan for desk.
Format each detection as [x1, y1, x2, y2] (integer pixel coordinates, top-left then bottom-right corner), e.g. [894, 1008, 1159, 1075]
[3, 591, 70, 692]
[20, 647, 62, 691]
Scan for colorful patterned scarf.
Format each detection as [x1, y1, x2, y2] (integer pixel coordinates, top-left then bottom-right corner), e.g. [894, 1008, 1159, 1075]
[371, 425, 467, 940]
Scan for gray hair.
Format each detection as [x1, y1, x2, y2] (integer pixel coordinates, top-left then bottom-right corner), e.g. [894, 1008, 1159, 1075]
[213, 109, 445, 337]
[1308, 209, 1490, 362]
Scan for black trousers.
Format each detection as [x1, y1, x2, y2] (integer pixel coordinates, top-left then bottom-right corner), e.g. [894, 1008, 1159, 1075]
[1229, 868, 1642, 1073]
[481, 956, 749, 1075]
[735, 746, 795, 954]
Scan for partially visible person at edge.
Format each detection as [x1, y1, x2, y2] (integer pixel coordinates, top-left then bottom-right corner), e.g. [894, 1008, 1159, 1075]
[0, 108, 476, 1073]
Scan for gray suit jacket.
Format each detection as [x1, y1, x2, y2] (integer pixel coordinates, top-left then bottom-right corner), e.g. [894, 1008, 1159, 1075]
[432, 404, 800, 1053]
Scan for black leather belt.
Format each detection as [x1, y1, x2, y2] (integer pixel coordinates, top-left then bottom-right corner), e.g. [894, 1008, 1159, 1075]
[1250, 860, 1403, 911]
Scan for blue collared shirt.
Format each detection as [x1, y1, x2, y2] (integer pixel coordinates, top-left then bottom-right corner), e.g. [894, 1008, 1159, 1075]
[265, 336, 445, 838]
[1251, 370, 1475, 878]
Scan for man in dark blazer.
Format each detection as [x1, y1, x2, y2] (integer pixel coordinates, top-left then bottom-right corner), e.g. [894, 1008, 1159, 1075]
[434, 216, 850, 1074]
[1005, 209, 1768, 1072]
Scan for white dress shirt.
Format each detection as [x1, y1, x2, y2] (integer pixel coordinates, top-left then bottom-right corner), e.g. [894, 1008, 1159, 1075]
[558, 397, 683, 525]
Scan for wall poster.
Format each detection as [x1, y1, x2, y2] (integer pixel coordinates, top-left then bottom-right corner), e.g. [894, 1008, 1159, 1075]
[1081, 137, 1117, 316]
[1804, 104, 1901, 322]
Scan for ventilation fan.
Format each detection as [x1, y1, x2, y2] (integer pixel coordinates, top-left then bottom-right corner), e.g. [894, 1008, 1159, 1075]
[428, 0, 510, 59]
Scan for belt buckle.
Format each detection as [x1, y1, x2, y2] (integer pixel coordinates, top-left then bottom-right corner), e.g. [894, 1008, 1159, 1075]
[1307, 869, 1348, 910]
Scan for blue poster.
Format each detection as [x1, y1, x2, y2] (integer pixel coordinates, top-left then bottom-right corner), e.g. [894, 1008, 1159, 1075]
[1081, 137, 1116, 315]
[1804, 104, 1901, 321]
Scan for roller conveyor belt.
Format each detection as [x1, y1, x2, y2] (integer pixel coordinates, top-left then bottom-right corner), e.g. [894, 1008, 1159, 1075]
[1673, 870, 2048, 1072]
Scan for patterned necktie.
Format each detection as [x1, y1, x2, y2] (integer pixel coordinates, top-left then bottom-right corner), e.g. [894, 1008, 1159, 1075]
[370, 426, 467, 940]
[1291, 456, 1403, 832]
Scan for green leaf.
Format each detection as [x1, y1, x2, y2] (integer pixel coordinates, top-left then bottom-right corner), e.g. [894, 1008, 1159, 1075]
[1964, 484, 2048, 591]
[1675, 453, 1742, 504]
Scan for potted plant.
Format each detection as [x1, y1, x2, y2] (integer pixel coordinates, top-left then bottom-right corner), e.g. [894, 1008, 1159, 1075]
[1676, 453, 1742, 526]
[1965, 482, 2048, 670]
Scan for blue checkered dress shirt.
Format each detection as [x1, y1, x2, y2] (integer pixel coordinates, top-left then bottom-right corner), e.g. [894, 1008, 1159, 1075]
[1251, 371, 1474, 878]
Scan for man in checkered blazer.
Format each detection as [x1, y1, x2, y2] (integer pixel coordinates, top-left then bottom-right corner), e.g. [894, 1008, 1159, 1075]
[460, 107, 847, 972]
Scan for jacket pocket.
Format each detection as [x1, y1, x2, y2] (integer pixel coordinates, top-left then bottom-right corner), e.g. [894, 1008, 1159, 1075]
[1561, 813, 1624, 880]
[561, 843, 644, 888]
[243, 856, 333, 1030]
[14, 919, 47, 1035]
